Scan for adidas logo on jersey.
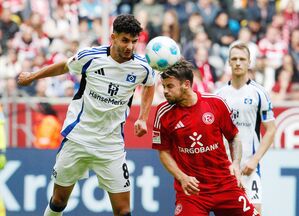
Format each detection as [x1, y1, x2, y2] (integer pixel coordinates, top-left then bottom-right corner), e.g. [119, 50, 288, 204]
[174, 121, 185, 130]
[124, 179, 130, 188]
[252, 194, 259, 200]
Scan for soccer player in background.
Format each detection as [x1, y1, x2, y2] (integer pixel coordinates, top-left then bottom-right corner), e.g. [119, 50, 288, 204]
[152, 59, 259, 216]
[18, 14, 155, 216]
[216, 42, 276, 215]
[0, 104, 7, 216]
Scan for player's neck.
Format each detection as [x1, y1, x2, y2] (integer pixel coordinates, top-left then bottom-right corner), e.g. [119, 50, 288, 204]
[231, 74, 249, 89]
[110, 45, 130, 64]
[178, 91, 198, 107]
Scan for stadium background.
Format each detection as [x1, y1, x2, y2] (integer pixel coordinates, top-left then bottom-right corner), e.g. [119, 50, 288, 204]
[0, 0, 299, 215]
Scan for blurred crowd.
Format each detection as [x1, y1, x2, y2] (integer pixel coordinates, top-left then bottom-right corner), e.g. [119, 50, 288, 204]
[0, 0, 299, 104]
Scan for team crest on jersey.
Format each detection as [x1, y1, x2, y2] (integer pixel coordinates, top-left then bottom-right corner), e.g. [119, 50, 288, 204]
[126, 74, 136, 83]
[152, 131, 161, 144]
[244, 98, 253, 104]
[202, 112, 214, 125]
[174, 203, 182, 215]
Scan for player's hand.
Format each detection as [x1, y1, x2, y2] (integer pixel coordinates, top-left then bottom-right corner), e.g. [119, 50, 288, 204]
[134, 119, 147, 137]
[241, 158, 258, 176]
[229, 162, 242, 187]
[17, 71, 34, 86]
[0, 154, 6, 170]
[179, 175, 200, 196]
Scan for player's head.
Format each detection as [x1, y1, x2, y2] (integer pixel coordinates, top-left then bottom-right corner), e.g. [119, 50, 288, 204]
[111, 14, 142, 62]
[160, 59, 194, 104]
[228, 42, 251, 77]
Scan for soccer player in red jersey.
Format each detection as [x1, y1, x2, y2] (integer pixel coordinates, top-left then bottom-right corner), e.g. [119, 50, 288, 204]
[152, 59, 260, 216]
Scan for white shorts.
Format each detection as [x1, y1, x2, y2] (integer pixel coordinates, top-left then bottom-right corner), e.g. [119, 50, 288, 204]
[241, 172, 262, 204]
[52, 139, 131, 193]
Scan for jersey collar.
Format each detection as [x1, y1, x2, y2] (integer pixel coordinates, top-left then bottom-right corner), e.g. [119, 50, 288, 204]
[228, 79, 251, 85]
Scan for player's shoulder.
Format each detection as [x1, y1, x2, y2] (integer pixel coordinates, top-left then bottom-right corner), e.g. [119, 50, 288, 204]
[201, 92, 231, 111]
[76, 45, 109, 62]
[201, 92, 226, 103]
[248, 80, 271, 99]
[133, 53, 153, 69]
[154, 101, 175, 124]
[214, 82, 231, 95]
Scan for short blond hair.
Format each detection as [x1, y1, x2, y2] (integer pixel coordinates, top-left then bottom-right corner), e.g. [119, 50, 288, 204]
[229, 42, 250, 60]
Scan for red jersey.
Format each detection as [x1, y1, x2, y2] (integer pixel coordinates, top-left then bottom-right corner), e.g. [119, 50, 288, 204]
[152, 91, 239, 193]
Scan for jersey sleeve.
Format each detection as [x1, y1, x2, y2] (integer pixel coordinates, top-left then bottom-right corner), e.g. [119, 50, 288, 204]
[259, 89, 275, 122]
[67, 47, 94, 75]
[217, 98, 239, 142]
[141, 63, 156, 87]
[152, 104, 171, 150]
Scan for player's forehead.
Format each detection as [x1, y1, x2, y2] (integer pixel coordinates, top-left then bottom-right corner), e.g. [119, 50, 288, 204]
[230, 47, 249, 59]
[161, 76, 180, 86]
[115, 32, 139, 41]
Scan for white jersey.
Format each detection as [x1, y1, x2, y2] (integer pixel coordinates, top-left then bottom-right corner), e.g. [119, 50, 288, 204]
[216, 80, 275, 175]
[61, 45, 155, 152]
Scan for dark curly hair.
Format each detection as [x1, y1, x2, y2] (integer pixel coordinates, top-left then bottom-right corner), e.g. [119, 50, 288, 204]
[161, 59, 194, 85]
[113, 14, 142, 36]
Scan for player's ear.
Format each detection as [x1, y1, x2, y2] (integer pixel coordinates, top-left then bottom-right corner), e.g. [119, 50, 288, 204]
[184, 80, 191, 89]
[111, 33, 116, 42]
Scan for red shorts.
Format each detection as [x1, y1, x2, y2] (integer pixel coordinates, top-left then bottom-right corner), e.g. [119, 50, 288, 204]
[174, 187, 260, 216]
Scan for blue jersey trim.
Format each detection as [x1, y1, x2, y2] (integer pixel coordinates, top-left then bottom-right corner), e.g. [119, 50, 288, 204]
[61, 101, 84, 137]
[78, 51, 107, 60]
[141, 65, 150, 84]
[57, 137, 68, 154]
[134, 54, 147, 63]
[78, 47, 107, 59]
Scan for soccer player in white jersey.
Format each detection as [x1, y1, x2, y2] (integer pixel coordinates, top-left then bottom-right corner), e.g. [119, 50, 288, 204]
[18, 14, 155, 216]
[216, 42, 276, 215]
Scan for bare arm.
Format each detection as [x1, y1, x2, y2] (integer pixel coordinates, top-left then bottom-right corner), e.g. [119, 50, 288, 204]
[242, 120, 276, 176]
[159, 150, 199, 196]
[18, 61, 69, 86]
[228, 133, 242, 186]
[134, 84, 155, 137]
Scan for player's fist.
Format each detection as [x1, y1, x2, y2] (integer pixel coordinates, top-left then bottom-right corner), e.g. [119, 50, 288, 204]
[134, 119, 147, 137]
[0, 154, 6, 170]
[17, 72, 34, 86]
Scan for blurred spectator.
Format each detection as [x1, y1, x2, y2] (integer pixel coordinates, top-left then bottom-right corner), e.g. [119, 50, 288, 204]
[62, 80, 75, 97]
[180, 12, 205, 46]
[271, 55, 299, 101]
[182, 29, 211, 62]
[33, 102, 62, 149]
[43, 5, 79, 41]
[78, 0, 103, 37]
[245, 0, 276, 42]
[207, 10, 236, 62]
[160, 9, 180, 43]
[193, 46, 217, 92]
[133, 0, 164, 35]
[11, 24, 43, 62]
[35, 79, 47, 97]
[135, 10, 151, 55]
[0, 7, 19, 54]
[289, 28, 299, 76]
[0, 48, 21, 79]
[258, 25, 288, 91]
[164, 0, 189, 24]
[191, 0, 220, 26]
[219, 0, 247, 21]
[280, 0, 299, 44]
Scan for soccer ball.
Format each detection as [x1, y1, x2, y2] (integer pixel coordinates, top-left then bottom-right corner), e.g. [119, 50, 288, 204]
[145, 36, 181, 72]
